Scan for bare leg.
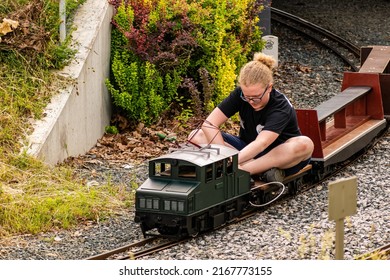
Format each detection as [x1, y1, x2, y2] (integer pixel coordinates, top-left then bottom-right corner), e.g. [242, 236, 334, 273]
[239, 136, 314, 175]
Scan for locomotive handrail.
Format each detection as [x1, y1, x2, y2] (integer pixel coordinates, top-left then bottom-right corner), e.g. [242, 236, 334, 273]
[169, 144, 221, 159]
[169, 148, 212, 158]
[200, 144, 221, 155]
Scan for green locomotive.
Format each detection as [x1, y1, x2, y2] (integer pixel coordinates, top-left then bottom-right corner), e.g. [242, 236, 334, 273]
[134, 144, 252, 237]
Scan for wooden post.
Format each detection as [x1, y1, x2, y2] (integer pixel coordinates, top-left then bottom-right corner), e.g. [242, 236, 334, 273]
[334, 219, 345, 260]
[328, 176, 357, 260]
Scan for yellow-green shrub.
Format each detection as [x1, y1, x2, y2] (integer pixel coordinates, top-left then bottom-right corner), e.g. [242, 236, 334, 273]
[107, 0, 264, 125]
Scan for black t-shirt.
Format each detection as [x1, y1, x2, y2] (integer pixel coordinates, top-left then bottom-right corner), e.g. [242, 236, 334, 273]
[217, 87, 301, 144]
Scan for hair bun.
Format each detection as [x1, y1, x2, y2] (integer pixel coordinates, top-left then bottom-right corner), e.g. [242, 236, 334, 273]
[253, 52, 276, 70]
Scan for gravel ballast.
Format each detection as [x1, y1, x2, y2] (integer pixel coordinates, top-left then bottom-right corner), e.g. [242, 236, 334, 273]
[0, 0, 389, 260]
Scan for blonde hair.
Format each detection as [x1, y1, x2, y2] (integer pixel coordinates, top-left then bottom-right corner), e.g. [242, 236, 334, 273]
[238, 52, 276, 87]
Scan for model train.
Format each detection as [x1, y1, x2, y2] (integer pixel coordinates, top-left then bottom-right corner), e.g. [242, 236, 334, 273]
[134, 45, 390, 238]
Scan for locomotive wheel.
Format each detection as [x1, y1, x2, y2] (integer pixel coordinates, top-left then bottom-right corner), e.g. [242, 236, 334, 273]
[157, 226, 181, 237]
[189, 229, 199, 237]
[290, 177, 303, 195]
[188, 217, 205, 237]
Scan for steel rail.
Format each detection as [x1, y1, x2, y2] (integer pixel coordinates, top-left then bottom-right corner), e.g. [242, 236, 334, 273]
[129, 238, 189, 260]
[355, 243, 390, 260]
[271, 7, 360, 72]
[85, 236, 158, 260]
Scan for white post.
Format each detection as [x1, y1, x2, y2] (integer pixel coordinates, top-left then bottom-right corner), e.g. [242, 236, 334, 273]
[262, 35, 279, 67]
[59, 0, 66, 43]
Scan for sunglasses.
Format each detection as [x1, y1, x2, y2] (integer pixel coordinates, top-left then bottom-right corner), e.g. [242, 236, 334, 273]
[240, 84, 269, 104]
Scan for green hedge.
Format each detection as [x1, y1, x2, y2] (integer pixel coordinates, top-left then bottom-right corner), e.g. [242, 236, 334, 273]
[107, 0, 265, 126]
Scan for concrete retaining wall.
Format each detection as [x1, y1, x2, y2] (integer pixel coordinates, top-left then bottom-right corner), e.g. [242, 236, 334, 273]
[26, 0, 113, 165]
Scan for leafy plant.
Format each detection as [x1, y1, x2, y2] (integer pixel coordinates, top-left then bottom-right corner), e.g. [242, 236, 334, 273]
[105, 125, 120, 134]
[107, 0, 265, 126]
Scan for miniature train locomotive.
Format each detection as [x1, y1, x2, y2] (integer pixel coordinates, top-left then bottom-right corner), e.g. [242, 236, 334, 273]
[134, 45, 390, 238]
[134, 144, 253, 237]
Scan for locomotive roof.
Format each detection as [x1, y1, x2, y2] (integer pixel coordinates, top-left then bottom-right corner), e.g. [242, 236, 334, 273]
[153, 144, 239, 167]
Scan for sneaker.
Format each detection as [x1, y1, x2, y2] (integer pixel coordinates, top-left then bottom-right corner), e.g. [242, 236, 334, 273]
[250, 177, 255, 187]
[263, 168, 285, 182]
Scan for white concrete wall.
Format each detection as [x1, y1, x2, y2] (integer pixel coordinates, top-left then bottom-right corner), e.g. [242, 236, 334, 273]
[26, 0, 113, 165]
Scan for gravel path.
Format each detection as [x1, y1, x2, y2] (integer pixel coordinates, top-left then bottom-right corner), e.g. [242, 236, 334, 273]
[1, 0, 389, 260]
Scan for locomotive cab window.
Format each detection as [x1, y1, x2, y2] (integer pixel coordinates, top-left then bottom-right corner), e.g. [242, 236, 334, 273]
[206, 164, 213, 182]
[226, 155, 239, 174]
[153, 162, 171, 177]
[216, 160, 223, 179]
[178, 164, 197, 179]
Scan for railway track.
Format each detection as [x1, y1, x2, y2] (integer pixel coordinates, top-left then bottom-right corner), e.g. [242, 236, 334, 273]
[355, 243, 390, 260]
[85, 209, 261, 260]
[86, 236, 189, 260]
[271, 7, 361, 72]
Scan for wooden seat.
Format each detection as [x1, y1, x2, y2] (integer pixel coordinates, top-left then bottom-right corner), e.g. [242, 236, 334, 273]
[315, 86, 371, 143]
[315, 86, 371, 122]
[296, 46, 388, 167]
[360, 46, 390, 117]
[283, 164, 312, 182]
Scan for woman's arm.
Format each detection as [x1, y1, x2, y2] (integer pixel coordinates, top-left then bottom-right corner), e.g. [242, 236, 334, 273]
[201, 107, 228, 145]
[238, 130, 279, 164]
